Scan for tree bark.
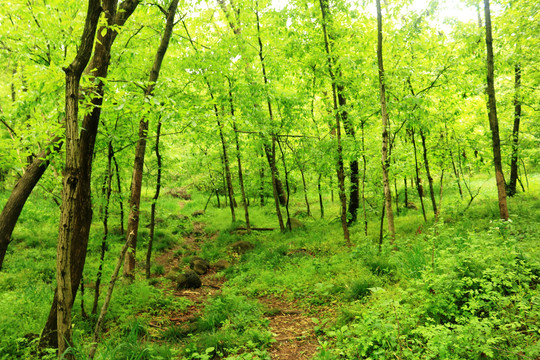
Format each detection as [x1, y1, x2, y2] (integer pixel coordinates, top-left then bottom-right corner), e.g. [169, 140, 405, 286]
[0, 135, 62, 271]
[255, 7, 285, 230]
[376, 0, 395, 243]
[228, 79, 251, 230]
[146, 117, 162, 279]
[484, 0, 509, 220]
[92, 142, 113, 314]
[124, 0, 178, 278]
[56, 1, 102, 356]
[507, 63, 521, 196]
[319, 0, 350, 245]
[40, 0, 140, 349]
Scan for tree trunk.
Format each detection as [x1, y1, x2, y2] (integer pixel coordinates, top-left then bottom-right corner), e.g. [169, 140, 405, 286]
[0, 135, 62, 271]
[255, 8, 285, 230]
[56, 1, 101, 356]
[146, 118, 162, 279]
[228, 79, 251, 230]
[277, 139, 292, 230]
[376, 0, 395, 243]
[361, 122, 368, 235]
[92, 142, 113, 314]
[507, 63, 521, 197]
[124, 0, 178, 278]
[319, 0, 350, 245]
[411, 130, 427, 222]
[420, 129, 437, 217]
[318, 173, 324, 219]
[484, 0, 509, 220]
[40, 0, 140, 349]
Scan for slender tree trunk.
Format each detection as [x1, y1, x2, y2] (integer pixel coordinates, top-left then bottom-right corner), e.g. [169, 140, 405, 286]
[338, 85, 360, 224]
[277, 139, 292, 230]
[40, 0, 140, 349]
[0, 135, 62, 271]
[255, 8, 285, 230]
[361, 122, 368, 235]
[484, 0, 509, 220]
[92, 142, 113, 314]
[404, 177, 408, 205]
[376, 0, 395, 243]
[124, 0, 179, 278]
[146, 118, 162, 279]
[507, 63, 521, 196]
[420, 129, 437, 217]
[56, 1, 101, 356]
[318, 173, 324, 219]
[450, 149, 463, 199]
[411, 130, 427, 221]
[228, 79, 251, 230]
[319, 0, 350, 244]
[89, 233, 133, 359]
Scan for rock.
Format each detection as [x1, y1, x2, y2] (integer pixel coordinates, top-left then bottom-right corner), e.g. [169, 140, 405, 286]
[176, 270, 201, 290]
[406, 202, 418, 210]
[214, 259, 230, 271]
[286, 217, 304, 230]
[191, 210, 204, 217]
[168, 187, 191, 200]
[190, 257, 210, 275]
[230, 240, 255, 254]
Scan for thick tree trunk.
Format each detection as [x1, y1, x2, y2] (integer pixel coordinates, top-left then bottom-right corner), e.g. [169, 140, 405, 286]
[507, 63, 521, 196]
[376, 0, 395, 243]
[124, 0, 178, 278]
[0, 135, 61, 271]
[420, 129, 437, 217]
[319, 0, 350, 245]
[484, 0, 509, 220]
[40, 0, 140, 350]
[56, 1, 102, 356]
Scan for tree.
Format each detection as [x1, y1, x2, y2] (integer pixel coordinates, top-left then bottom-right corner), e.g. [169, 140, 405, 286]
[55, 1, 101, 355]
[376, 0, 395, 242]
[484, 0, 509, 220]
[124, 0, 179, 278]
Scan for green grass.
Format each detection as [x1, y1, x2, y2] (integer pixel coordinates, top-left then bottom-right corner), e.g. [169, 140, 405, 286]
[0, 175, 539, 359]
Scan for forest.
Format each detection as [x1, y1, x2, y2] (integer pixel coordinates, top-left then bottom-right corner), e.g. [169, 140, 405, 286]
[0, 0, 539, 359]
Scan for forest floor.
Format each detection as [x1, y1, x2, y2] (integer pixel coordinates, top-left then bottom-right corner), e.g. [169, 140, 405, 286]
[152, 219, 322, 359]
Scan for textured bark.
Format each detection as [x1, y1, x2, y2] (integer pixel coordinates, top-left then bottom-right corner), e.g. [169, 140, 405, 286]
[40, 0, 140, 349]
[507, 64, 521, 197]
[376, 0, 395, 242]
[0, 136, 62, 271]
[338, 85, 360, 225]
[484, 0, 509, 220]
[92, 142, 113, 314]
[124, 0, 178, 278]
[319, 0, 350, 244]
[56, 1, 102, 356]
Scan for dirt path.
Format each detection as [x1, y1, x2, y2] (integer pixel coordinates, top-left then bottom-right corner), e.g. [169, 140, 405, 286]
[153, 219, 323, 359]
[260, 297, 320, 359]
